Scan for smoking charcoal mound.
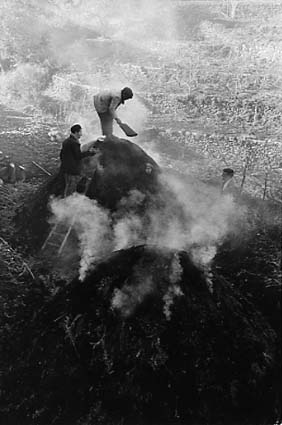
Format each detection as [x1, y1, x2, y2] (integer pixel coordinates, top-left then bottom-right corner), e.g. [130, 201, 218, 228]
[1, 245, 280, 425]
[85, 135, 160, 210]
[14, 135, 160, 251]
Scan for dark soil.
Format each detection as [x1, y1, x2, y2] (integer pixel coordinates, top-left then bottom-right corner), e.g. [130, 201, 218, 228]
[1, 246, 280, 425]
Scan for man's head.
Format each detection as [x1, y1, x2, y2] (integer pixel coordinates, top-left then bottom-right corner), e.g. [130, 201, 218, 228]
[222, 168, 234, 182]
[71, 124, 82, 140]
[121, 87, 133, 103]
[145, 162, 154, 175]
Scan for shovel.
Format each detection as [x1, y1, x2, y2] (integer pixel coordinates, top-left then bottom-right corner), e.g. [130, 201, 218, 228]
[118, 121, 138, 137]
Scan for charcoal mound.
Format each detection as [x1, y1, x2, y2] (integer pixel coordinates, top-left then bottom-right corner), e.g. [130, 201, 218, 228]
[14, 136, 160, 250]
[2, 245, 280, 425]
[85, 135, 160, 209]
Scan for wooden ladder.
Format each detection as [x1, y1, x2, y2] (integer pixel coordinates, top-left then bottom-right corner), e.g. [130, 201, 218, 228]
[41, 220, 76, 254]
[41, 178, 91, 254]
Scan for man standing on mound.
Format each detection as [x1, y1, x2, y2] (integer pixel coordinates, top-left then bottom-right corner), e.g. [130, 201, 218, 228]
[94, 87, 133, 136]
[60, 124, 97, 197]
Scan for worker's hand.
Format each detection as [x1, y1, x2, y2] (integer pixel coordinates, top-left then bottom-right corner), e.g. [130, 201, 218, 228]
[115, 118, 122, 125]
[89, 147, 102, 157]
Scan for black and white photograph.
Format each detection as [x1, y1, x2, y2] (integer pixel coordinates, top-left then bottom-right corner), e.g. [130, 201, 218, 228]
[0, 1, 281, 424]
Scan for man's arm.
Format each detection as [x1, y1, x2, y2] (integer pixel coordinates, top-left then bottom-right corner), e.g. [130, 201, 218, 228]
[109, 95, 121, 121]
[71, 141, 93, 160]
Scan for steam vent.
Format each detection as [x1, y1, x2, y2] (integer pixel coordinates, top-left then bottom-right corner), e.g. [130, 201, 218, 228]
[5, 136, 281, 425]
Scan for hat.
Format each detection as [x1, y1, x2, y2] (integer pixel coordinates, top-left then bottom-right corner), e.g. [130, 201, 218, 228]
[121, 87, 133, 102]
[222, 168, 234, 175]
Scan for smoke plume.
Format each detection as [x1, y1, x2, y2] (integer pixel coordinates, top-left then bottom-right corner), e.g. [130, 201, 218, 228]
[111, 275, 154, 318]
[49, 167, 244, 282]
[111, 251, 184, 319]
[49, 193, 112, 281]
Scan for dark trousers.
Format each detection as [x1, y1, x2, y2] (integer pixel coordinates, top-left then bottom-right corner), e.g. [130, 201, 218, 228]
[63, 174, 81, 197]
[97, 111, 113, 136]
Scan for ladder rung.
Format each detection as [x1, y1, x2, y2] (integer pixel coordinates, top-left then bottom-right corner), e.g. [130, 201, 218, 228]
[42, 216, 76, 253]
[45, 242, 61, 247]
[52, 231, 68, 236]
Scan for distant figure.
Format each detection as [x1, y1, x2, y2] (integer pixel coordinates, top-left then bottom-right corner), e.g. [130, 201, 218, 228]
[8, 162, 16, 184]
[93, 87, 133, 136]
[145, 162, 154, 175]
[0, 154, 9, 181]
[0, 154, 23, 184]
[221, 168, 238, 197]
[143, 162, 159, 194]
[0, 153, 10, 168]
[60, 124, 97, 197]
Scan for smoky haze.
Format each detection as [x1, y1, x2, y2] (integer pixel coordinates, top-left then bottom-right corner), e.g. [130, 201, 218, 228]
[37, 1, 247, 281]
[0, 1, 247, 280]
[40, 0, 179, 141]
[49, 171, 245, 281]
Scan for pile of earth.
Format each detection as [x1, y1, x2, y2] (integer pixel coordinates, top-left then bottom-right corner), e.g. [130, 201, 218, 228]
[14, 135, 161, 252]
[1, 245, 280, 425]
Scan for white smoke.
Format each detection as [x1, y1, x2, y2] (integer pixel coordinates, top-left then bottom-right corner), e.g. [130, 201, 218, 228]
[49, 167, 245, 281]
[111, 251, 184, 319]
[49, 193, 112, 281]
[169, 253, 183, 284]
[153, 172, 244, 267]
[111, 275, 154, 318]
[163, 253, 184, 321]
[113, 215, 144, 251]
[163, 284, 183, 321]
[112, 189, 146, 250]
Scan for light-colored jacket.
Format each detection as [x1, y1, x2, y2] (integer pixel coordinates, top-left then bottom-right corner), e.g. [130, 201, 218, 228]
[221, 178, 239, 197]
[93, 90, 122, 119]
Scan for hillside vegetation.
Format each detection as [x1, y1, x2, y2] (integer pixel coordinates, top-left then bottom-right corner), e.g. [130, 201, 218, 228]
[0, 0, 282, 200]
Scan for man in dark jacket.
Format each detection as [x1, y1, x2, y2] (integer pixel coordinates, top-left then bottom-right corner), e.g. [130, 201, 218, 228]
[93, 87, 133, 136]
[60, 124, 96, 197]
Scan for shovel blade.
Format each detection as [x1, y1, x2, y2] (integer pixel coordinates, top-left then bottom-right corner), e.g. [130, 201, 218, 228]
[119, 122, 138, 137]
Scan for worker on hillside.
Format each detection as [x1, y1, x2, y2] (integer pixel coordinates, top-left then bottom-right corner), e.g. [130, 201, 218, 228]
[93, 87, 133, 136]
[60, 124, 97, 197]
[0, 152, 25, 184]
[221, 168, 239, 198]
